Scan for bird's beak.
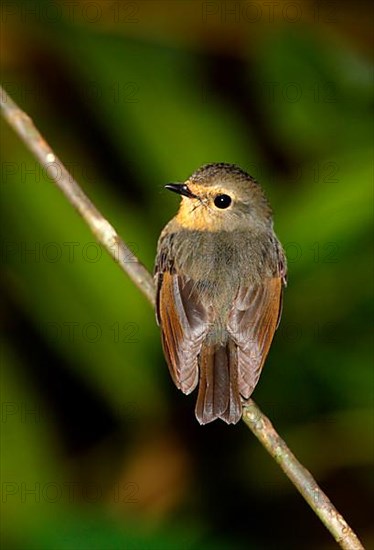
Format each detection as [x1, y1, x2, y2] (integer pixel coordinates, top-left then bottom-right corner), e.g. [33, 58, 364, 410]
[165, 183, 198, 199]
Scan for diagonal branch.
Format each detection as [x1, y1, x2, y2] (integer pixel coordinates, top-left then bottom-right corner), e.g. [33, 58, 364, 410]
[0, 84, 364, 550]
[242, 402, 363, 549]
[0, 87, 155, 306]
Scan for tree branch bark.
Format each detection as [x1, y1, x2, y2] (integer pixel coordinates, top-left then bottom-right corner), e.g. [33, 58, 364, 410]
[242, 402, 363, 549]
[0, 87, 155, 306]
[0, 85, 364, 550]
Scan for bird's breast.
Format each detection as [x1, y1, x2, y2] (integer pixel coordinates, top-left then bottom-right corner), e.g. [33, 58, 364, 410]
[170, 228, 275, 313]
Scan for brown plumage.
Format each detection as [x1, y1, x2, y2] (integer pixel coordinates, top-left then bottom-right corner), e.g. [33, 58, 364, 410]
[155, 163, 287, 425]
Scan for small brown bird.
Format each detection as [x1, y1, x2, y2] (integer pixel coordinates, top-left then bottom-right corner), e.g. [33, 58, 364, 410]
[155, 163, 287, 425]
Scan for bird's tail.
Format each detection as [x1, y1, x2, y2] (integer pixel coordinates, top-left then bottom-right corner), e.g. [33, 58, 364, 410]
[195, 338, 242, 425]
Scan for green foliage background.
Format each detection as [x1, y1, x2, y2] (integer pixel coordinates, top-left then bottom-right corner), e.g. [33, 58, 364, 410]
[1, 1, 373, 548]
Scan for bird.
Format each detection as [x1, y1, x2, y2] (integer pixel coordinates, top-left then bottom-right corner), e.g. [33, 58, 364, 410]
[155, 163, 287, 424]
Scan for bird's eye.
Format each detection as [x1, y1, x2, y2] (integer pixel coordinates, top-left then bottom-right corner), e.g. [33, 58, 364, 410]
[214, 194, 232, 209]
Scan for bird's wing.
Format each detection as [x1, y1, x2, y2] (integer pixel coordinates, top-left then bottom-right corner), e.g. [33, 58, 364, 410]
[227, 276, 284, 399]
[155, 269, 211, 394]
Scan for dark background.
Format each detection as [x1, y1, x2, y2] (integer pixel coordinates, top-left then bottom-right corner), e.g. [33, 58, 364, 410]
[1, 1, 373, 548]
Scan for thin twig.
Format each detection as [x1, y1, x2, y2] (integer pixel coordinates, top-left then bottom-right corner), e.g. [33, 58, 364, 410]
[0, 86, 155, 306]
[0, 84, 364, 550]
[242, 401, 364, 550]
